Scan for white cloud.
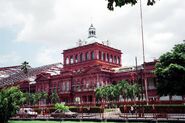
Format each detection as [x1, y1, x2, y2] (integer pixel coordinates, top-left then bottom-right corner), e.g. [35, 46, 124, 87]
[0, 52, 22, 67]
[35, 47, 61, 65]
[0, 0, 185, 67]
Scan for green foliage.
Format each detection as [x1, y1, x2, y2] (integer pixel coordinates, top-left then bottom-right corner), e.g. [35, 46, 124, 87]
[155, 42, 185, 96]
[24, 92, 48, 105]
[95, 80, 141, 102]
[21, 61, 30, 74]
[107, 0, 156, 11]
[69, 106, 104, 113]
[50, 90, 60, 104]
[54, 103, 69, 112]
[0, 87, 26, 123]
[119, 104, 185, 113]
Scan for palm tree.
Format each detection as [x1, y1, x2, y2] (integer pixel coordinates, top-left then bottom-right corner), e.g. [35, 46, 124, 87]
[95, 87, 107, 118]
[95, 87, 103, 102]
[50, 89, 59, 104]
[127, 83, 141, 101]
[21, 61, 30, 74]
[117, 81, 129, 101]
[40, 92, 48, 105]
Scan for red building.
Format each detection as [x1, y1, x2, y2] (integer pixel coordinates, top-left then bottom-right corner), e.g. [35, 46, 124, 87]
[34, 24, 158, 104]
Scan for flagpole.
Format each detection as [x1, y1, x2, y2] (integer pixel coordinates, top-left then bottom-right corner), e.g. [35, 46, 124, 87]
[139, 0, 148, 104]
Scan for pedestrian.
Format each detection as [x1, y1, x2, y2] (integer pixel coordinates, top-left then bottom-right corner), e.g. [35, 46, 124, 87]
[130, 106, 134, 115]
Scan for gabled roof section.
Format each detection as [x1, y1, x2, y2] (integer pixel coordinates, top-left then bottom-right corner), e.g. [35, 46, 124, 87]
[0, 63, 62, 88]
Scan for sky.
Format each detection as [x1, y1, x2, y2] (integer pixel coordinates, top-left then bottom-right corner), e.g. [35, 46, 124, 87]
[0, 0, 184, 68]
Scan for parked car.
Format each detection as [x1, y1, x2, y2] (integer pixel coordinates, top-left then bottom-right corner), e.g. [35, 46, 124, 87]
[17, 108, 37, 118]
[51, 109, 77, 118]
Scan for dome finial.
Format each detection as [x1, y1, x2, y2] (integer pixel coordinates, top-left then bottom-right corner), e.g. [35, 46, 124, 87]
[88, 24, 96, 38]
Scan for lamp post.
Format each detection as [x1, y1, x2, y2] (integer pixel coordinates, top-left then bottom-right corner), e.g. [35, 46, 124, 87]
[28, 76, 36, 106]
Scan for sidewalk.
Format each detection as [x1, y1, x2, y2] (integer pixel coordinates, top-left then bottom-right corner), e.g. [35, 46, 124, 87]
[11, 112, 185, 122]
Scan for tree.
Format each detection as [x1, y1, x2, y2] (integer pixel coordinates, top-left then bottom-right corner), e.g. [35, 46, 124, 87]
[127, 83, 141, 101]
[107, 0, 156, 11]
[50, 89, 60, 104]
[155, 42, 185, 97]
[34, 92, 42, 104]
[117, 80, 129, 100]
[0, 87, 25, 123]
[21, 61, 30, 74]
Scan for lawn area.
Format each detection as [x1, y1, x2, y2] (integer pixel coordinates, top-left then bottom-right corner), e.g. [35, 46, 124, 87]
[9, 121, 171, 123]
[9, 121, 118, 123]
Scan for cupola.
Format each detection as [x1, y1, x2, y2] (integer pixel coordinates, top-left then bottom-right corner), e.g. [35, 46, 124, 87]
[88, 24, 96, 38]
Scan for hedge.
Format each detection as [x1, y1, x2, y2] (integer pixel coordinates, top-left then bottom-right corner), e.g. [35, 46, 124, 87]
[69, 106, 104, 113]
[119, 105, 185, 113]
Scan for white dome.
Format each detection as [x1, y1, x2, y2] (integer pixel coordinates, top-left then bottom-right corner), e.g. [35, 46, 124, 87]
[85, 37, 103, 44]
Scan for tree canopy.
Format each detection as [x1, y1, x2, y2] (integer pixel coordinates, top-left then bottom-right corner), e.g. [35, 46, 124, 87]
[24, 92, 48, 105]
[95, 80, 141, 102]
[107, 0, 156, 10]
[50, 89, 60, 104]
[21, 61, 30, 74]
[0, 87, 25, 123]
[155, 42, 185, 96]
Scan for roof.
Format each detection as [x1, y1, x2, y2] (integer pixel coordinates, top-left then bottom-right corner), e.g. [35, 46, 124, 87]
[0, 66, 22, 80]
[0, 63, 62, 88]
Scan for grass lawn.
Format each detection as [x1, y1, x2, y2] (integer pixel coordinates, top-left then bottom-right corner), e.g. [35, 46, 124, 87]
[9, 121, 119, 123]
[9, 121, 164, 123]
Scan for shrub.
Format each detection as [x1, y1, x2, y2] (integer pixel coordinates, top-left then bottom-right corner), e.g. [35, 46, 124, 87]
[69, 106, 104, 113]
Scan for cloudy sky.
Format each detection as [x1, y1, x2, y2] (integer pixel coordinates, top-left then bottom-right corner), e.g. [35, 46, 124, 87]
[0, 0, 184, 68]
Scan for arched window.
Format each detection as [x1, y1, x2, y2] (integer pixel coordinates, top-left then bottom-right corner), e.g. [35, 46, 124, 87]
[107, 54, 109, 62]
[66, 57, 69, 64]
[118, 57, 120, 64]
[103, 53, 106, 61]
[70, 56, 73, 64]
[110, 55, 113, 63]
[91, 51, 94, 60]
[101, 52, 104, 60]
[80, 53, 83, 62]
[75, 54, 78, 63]
[114, 56, 117, 63]
[99, 51, 101, 60]
[86, 52, 89, 60]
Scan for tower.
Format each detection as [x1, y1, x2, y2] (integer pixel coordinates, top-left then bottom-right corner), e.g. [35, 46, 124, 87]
[63, 25, 122, 71]
[88, 24, 96, 38]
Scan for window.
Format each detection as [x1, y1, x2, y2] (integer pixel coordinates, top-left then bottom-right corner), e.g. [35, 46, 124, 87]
[114, 56, 117, 63]
[118, 57, 120, 64]
[91, 51, 94, 60]
[101, 52, 104, 60]
[66, 82, 69, 91]
[148, 78, 156, 90]
[110, 55, 113, 63]
[66, 57, 69, 64]
[62, 82, 65, 91]
[107, 54, 109, 62]
[97, 82, 100, 88]
[86, 52, 89, 60]
[70, 56, 73, 64]
[80, 53, 83, 62]
[86, 81, 89, 88]
[99, 51, 101, 60]
[75, 54, 78, 63]
[103, 53, 106, 61]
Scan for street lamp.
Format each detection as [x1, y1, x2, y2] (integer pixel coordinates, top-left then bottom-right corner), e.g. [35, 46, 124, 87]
[28, 76, 36, 106]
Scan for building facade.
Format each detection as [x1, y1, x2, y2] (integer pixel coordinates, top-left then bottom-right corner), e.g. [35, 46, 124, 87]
[33, 24, 158, 104]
